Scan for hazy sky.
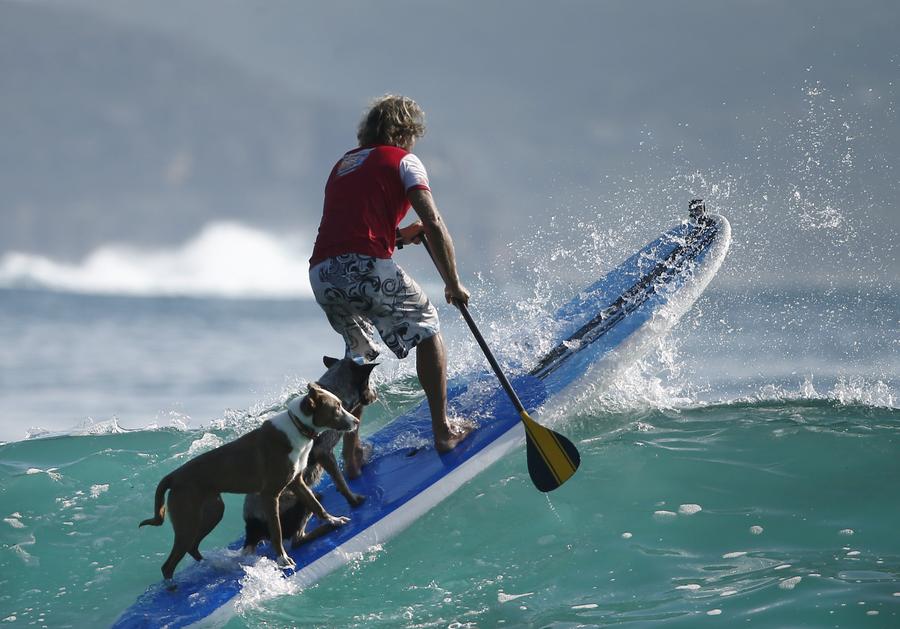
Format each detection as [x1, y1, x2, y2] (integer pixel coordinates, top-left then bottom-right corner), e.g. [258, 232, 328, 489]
[2, 0, 898, 289]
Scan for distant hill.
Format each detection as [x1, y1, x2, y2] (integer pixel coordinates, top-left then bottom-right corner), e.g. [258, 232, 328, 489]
[2, 1, 896, 288]
[0, 2, 350, 259]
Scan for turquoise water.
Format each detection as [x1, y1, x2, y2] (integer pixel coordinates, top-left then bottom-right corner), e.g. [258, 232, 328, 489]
[1, 397, 898, 627]
[1, 288, 898, 627]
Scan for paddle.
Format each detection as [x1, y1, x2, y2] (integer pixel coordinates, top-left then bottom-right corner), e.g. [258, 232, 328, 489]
[418, 236, 580, 492]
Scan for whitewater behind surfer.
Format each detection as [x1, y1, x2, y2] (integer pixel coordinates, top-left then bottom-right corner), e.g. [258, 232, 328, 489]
[308, 94, 474, 477]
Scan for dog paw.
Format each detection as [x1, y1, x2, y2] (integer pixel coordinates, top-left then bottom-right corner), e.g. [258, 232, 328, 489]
[240, 545, 256, 556]
[276, 554, 296, 569]
[164, 578, 177, 591]
[345, 492, 366, 507]
[326, 514, 350, 528]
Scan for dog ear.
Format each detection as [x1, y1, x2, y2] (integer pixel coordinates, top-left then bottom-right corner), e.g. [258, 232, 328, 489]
[323, 356, 339, 368]
[307, 382, 323, 406]
[354, 362, 379, 376]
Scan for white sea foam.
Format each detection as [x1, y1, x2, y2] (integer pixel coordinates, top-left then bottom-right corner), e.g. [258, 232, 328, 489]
[235, 558, 302, 614]
[565, 335, 696, 416]
[22, 415, 192, 443]
[752, 378, 898, 410]
[26, 418, 129, 440]
[0, 222, 313, 300]
[831, 378, 896, 408]
[185, 432, 224, 457]
[498, 591, 534, 603]
[11, 534, 38, 567]
[345, 543, 386, 575]
[25, 468, 62, 481]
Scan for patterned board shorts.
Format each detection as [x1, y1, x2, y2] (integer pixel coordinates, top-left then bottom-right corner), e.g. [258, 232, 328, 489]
[309, 254, 440, 361]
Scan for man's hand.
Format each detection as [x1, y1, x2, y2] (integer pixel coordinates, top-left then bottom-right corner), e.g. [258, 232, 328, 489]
[445, 281, 470, 307]
[405, 188, 468, 307]
[397, 222, 425, 246]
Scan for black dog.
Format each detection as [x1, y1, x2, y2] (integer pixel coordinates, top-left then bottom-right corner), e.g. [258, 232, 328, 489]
[242, 356, 376, 553]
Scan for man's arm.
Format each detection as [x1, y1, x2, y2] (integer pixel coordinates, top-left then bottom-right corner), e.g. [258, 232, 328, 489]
[406, 188, 470, 306]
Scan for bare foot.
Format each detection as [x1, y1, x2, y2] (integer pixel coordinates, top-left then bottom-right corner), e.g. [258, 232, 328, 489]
[435, 419, 476, 453]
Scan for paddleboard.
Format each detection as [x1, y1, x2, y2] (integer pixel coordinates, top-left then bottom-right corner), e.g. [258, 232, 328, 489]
[114, 207, 731, 628]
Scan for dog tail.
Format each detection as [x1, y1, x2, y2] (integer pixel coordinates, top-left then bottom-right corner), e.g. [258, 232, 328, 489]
[139, 474, 172, 527]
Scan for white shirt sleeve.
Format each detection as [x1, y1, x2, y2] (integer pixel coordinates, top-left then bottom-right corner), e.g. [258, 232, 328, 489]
[399, 153, 431, 191]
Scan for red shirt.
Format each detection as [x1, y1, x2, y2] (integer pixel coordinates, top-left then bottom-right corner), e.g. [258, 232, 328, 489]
[310, 145, 430, 265]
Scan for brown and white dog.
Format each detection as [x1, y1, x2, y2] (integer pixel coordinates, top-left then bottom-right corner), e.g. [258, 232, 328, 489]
[139, 378, 362, 587]
[242, 356, 377, 553]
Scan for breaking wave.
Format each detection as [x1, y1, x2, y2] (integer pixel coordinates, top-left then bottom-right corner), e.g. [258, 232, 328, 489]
[0, 222, 313, 299]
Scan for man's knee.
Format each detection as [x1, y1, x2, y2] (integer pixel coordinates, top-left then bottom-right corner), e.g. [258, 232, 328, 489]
[415, 332, 445, 361]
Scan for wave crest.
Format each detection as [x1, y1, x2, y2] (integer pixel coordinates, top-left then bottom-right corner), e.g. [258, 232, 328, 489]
[0, 222, 313, 299]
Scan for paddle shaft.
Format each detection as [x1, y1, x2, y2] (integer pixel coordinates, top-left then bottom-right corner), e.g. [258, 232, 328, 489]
[456, 302, 527, 415]
[417, 237, 526, 414]
[417, 234, 580, 492]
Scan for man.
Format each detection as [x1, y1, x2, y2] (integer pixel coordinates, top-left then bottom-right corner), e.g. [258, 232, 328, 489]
[309, 94, 473, 478]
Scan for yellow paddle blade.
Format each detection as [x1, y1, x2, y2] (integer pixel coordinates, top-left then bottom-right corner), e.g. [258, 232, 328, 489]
[520, 411, 580, 492]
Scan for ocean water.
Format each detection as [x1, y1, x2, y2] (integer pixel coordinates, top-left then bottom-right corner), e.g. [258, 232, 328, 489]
[1, 59, 897, 626]
[0, 279, 897, 628]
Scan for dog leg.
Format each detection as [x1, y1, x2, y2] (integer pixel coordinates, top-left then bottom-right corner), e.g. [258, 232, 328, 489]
[242, 516, 268, 555]
[162, 538, 191, 584]
[288, 476, 350, 529]
[289, 512, 314, 548]
[291, 522, 334, 547]
[189, 494, 224, 561]
[320, 451, 365, 507]
[262, 494, 294, 569]
[342, 405, 370, 479]
[161, 488, 202, 583]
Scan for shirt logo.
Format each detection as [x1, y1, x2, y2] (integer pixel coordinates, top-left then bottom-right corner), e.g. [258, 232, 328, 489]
[336, 149, 373, 177]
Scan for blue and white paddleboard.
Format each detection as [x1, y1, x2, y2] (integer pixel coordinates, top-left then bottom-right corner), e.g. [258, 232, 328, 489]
[115, 210, 731, 628]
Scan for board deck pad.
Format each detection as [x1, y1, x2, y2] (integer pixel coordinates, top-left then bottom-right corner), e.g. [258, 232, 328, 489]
[115, 214, 730, 628]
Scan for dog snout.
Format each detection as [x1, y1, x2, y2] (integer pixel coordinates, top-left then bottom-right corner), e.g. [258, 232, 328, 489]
[336, 409, 360, 432]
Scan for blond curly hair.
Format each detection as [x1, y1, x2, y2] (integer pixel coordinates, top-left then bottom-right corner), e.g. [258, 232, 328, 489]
[357, 94, 426, 149]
